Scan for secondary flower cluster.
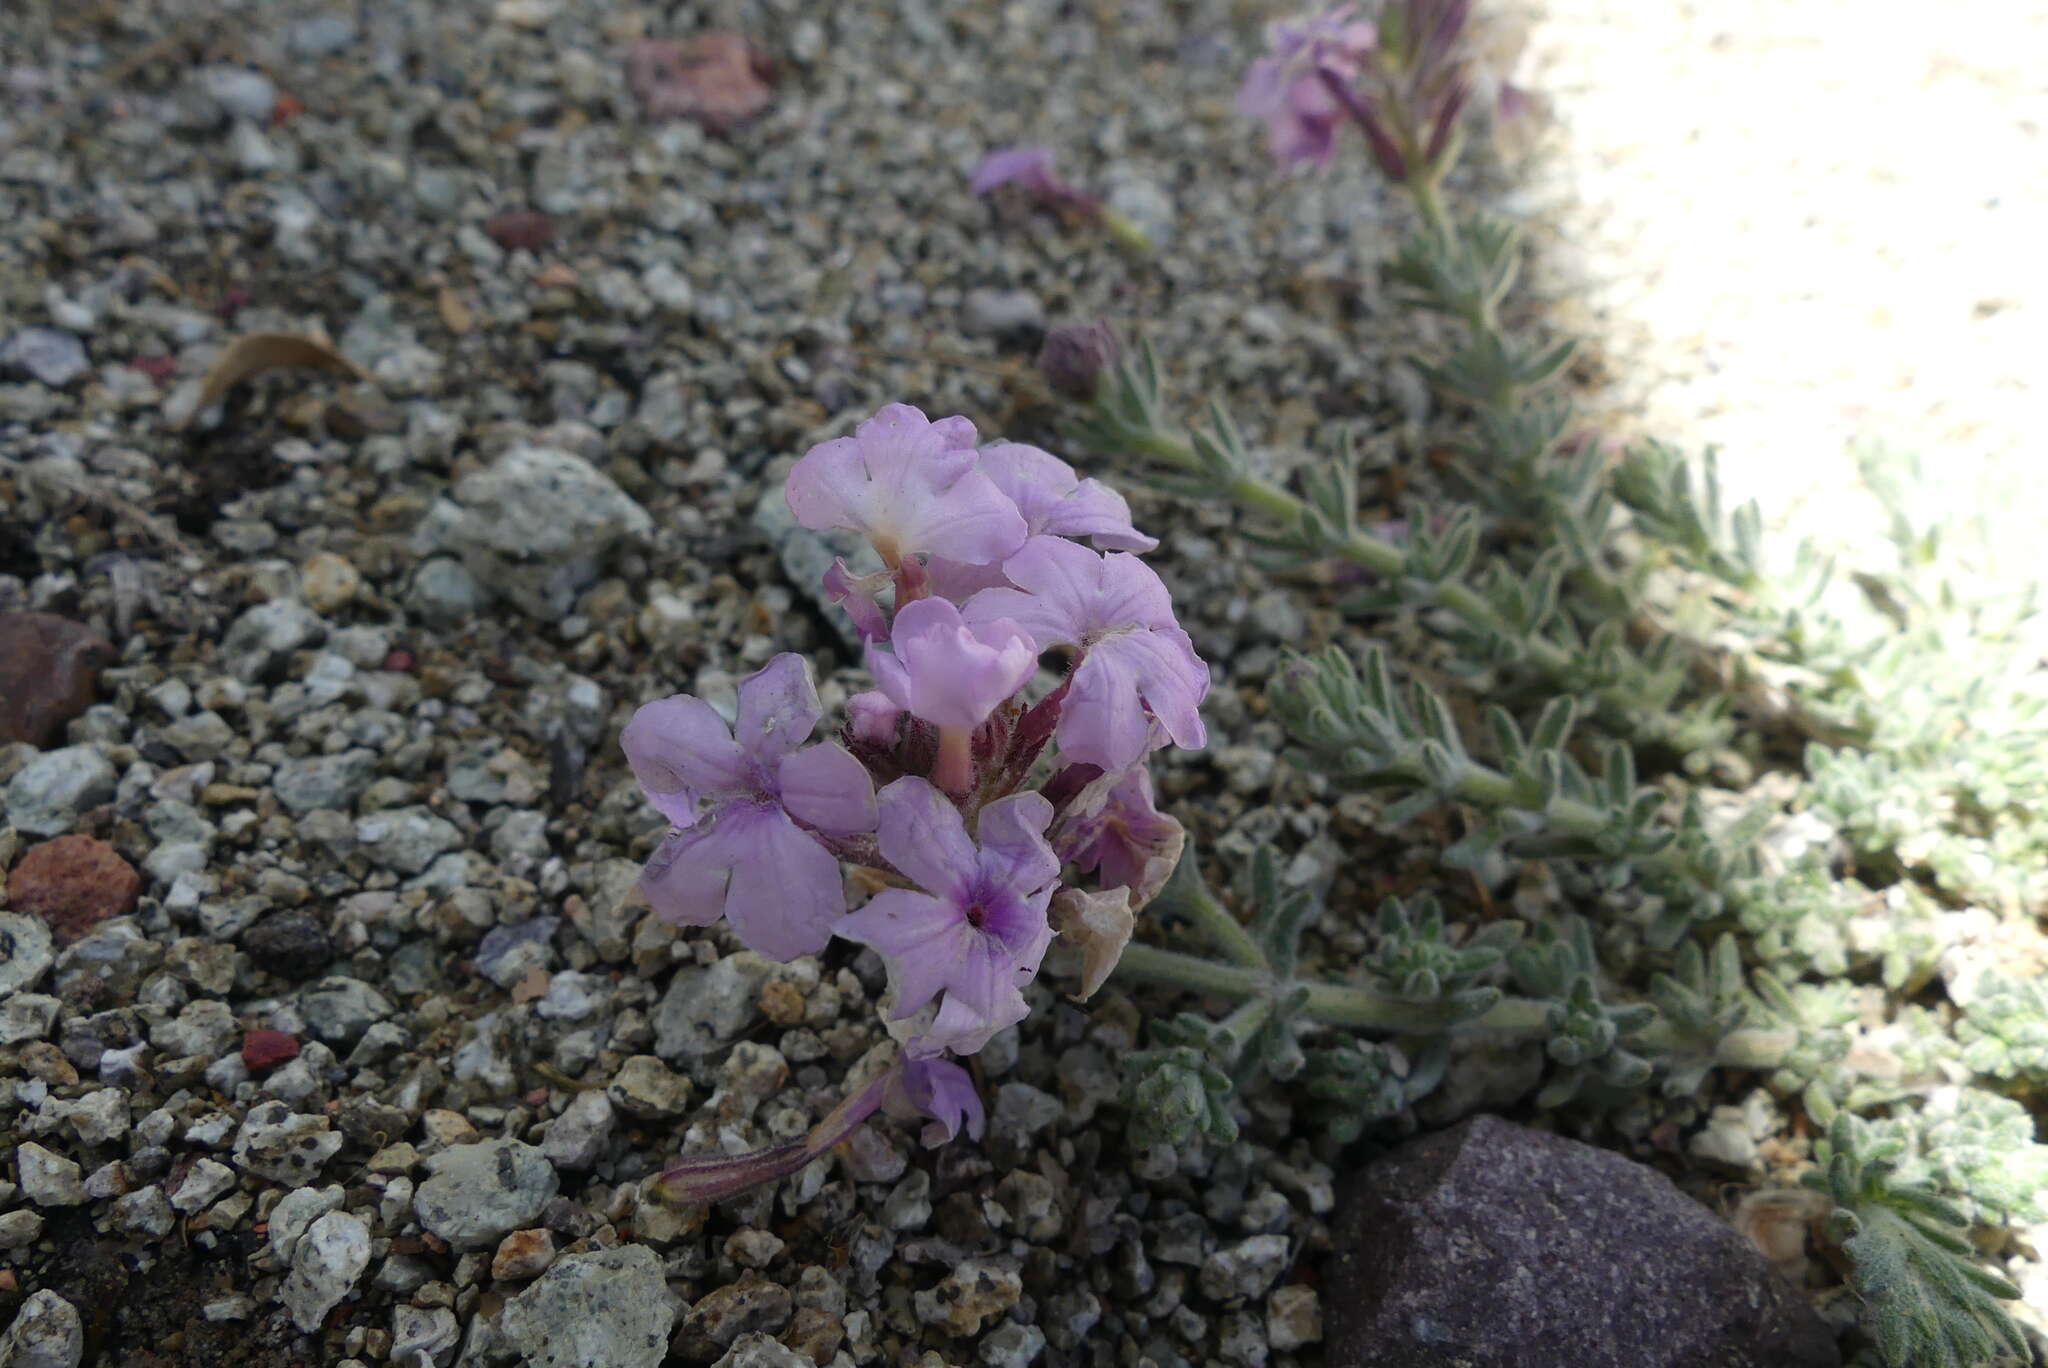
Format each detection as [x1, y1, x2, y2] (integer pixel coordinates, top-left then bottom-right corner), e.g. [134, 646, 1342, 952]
[1239, 1, 1483, 184]
[624, 403, 1207, 1187]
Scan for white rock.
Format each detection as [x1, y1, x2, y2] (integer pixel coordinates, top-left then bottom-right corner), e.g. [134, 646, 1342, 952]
[0, 1290, 83, 1368]
[16, 1143, 85, 1207]
[280, 1210, 370, 1333]
[268, 1185, 346, 1263]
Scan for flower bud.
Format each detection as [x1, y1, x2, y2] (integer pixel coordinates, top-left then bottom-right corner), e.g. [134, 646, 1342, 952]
[1036, 321, 1122, 404]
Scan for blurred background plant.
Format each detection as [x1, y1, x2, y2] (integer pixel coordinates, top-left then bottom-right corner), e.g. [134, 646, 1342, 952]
[1042, 4, 2048, 1364]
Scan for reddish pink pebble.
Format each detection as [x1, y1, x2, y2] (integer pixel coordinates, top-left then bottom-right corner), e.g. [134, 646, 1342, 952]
[130, 355, 178, 386]
[483, 210, 557, 252]
[242, 1029, 301, 1072]
[382, 648, 415, 672]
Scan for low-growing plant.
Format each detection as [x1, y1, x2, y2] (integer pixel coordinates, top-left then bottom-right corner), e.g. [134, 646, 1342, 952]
[626, 6, 2048, 1365]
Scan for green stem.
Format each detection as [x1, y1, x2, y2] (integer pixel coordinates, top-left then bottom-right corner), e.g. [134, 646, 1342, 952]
[1171, 884, 1269, 970]
[1122, 424, 1666, 742]
[1214, 995, 1275, 1049]
[1111, 942, 1548, 1035]
[1109, 942, 1795, 1072]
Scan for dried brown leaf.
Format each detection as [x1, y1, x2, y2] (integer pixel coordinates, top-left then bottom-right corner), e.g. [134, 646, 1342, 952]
[169, 332, 370, 431]
[437, 286, 476, 335]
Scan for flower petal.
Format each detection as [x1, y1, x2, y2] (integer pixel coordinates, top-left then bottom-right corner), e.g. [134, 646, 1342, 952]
[1093, 626, 1209, 751]
[875, 776, 979, 900]
[972, 792, 1059, 895]
[979, 442, 1158, 552]
[985, 535, 1104, 641]
[915, 981, 1030, 1059]
[837, 887, 972, 1018]
[717, 804, 847, 961]
[881, 597, 1038, 730]
[638, 825, 731, 927]
[1087, 552, 1178, 631]
[886, 1057, 986, 1145]
[1051, 885, 1136, 1000]
[621, 694, 749, 824]
[736, 654, 824, 764]
[822, 558, 890, 644]
[845, 690, 903, 746]
[787, 405, 1025, 566]
[777, 741, 878, 834]
[1056, 645, 1156, 772]
[970, 145, 1060, 196]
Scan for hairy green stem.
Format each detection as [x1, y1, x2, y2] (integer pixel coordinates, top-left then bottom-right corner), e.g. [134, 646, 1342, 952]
[1121, 424, 1662, 737]
[1112, 942, 1550, 1035]
[1171, 883, 1269, 970]
[1109, 942, 1794, 1071]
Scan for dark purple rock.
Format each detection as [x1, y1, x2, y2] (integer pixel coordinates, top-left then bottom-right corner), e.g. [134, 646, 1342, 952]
[1326, 1115, 1838, 1368]
[242, 909, 334, 979]
[0, 611, 117, 747]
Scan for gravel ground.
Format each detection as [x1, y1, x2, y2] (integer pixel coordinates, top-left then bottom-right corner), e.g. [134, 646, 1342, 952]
[4, 0, 2036, 1364]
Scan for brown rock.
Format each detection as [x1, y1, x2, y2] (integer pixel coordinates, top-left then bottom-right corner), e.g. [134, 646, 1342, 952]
[0, 611, 116, 747]
[626, 34, 773, 133]
[491, 1227, 556, 1281]
[483, 210, 556, 253]
[783, 1307, 844, 1365]
[6, 835, 141, 946]
[671, 1271, 792, 1363]
[241, 1029, 301, 1072]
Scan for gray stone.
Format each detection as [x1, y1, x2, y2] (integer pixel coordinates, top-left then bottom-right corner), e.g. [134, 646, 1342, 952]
[414, 444, 651, 620]
[169, 1157, 237, 1212]
[960, 288, 1045, 339]
[232, 1102, 342, 1185]
[0, 915, 56, 998]
[288, 15, 358, 55]
[912, 1259, 1022, 1336]
[607, 1054, 692, 1118]
[112, 1186, 175, 1238]
[274, 749, 379, 814]
[414, 1139, 559, 1249]
[299, 975, 393, 1046]
[281, 1210, 370, 1333]
[267, 1185, 345, 1263]
[2, 329, 90, 388]
[229, 121, 279, 174]
[500, 1244, 675, 1368]
[541, 1090, 615, 1171]
[1326, 1115, 1839, 1368]
[712, 1333, 811, 1368]
[0, 1210, 44, 1250]
[158, 710, 235, 762]
[221, 599, 324, 681]
[406, 557, 488, 628]
[0, 1290, 83, 1368]
[391, 1305, 459, 1365]
[653, 952, 772, 1065]
[352, 806, 462, 875]
[1201, 1234, 1293, 1303]
[1266, 1284, 1322, 1350]
[150, 999, 237, 1058]
[197, 66, 277, 121]
[17, 1142, 85, 1207]
[0, 992, 59, 1044]
[6, 746, 116, 836]
[475, 915, 559, 986]
[979, 1322, 1047, 1368]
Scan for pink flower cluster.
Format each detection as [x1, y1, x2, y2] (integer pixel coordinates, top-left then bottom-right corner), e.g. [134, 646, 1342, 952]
[623, 404, 1207, 1172]
[1238, 1, 1483, 183]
